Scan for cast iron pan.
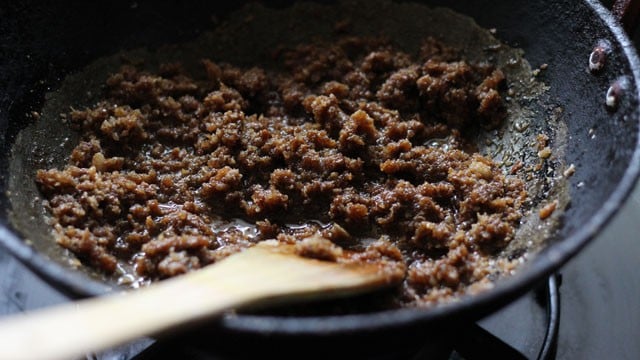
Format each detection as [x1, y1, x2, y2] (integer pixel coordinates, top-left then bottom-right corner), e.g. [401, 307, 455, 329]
[0, 0, 639, 348]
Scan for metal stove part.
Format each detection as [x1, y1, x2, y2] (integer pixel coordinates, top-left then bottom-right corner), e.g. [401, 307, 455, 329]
[97, 277, 558, 360]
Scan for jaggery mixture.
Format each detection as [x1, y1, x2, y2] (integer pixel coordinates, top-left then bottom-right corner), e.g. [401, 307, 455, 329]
[36, 36, 527, 307]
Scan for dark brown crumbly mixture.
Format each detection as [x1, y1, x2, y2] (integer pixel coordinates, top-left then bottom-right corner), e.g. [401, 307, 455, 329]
[36, 36, 526, 307]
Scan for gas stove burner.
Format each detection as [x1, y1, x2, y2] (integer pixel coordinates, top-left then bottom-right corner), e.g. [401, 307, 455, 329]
[443, 275, 560, 360]
[539, 275, 560, 360]
[114, 276, 560, 360]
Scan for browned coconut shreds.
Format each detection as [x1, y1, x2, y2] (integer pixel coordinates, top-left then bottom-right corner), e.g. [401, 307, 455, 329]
[36, 36, 526, 307]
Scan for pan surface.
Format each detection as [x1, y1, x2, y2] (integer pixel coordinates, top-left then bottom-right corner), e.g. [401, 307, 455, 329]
[0, 0, 639, 336]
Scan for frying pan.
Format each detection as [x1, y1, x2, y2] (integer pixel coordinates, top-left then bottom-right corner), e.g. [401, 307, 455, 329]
[1, 0, 640, 351]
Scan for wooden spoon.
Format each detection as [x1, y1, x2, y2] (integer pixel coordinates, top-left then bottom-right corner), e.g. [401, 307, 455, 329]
[0, 240, 403, 360]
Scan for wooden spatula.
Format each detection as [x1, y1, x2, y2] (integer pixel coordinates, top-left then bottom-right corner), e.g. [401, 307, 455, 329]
[0, 240, 403, 360]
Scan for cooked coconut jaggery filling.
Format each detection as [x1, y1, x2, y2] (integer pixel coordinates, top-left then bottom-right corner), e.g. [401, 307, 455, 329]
[36, 36, 526, 307]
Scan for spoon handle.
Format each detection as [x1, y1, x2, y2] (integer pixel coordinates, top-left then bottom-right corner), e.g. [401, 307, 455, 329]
[0, 244, 395, 360]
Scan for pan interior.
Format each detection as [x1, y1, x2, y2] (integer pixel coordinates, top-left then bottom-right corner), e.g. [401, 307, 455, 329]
[7, 0, 567, 311]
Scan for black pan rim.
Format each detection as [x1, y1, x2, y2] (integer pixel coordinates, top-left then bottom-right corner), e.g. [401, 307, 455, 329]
[0, 0, 639, 336]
